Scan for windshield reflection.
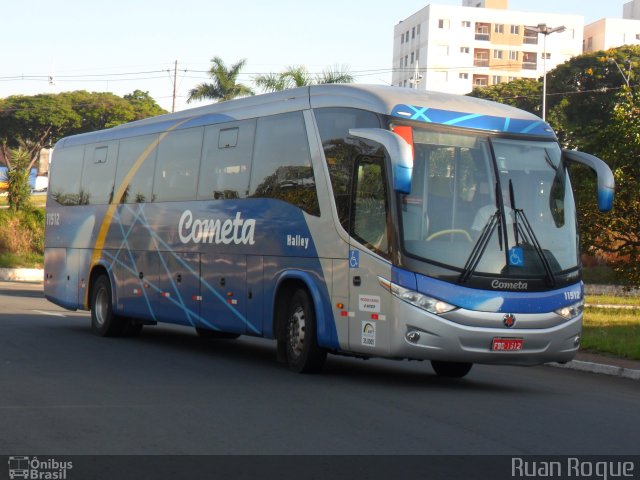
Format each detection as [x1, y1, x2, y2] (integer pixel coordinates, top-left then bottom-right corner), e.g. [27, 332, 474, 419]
[400, 128, 578, 278]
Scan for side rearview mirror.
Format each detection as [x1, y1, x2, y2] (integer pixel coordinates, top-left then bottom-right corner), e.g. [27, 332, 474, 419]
[349, 128, 413, 194]
[563, 149, 615, 212]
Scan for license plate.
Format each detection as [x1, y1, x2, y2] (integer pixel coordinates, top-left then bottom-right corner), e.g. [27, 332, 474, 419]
[491, 338, 524, 351]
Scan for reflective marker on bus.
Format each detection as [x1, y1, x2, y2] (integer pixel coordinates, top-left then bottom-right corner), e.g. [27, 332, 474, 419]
[44, 84, 614, 379]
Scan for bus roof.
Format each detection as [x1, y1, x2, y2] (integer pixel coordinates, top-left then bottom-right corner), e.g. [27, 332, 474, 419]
[56, 84, 552, 148]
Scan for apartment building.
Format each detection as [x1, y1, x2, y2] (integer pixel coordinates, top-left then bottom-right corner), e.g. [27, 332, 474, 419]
[624, 0, 640, 20]
[392, 2, 583, 94]
[583, 1, 640, 53]
[584, 17, 640, 52]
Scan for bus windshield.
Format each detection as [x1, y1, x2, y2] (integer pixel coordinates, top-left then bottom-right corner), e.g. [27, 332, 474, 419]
[399, 127, 578, 279]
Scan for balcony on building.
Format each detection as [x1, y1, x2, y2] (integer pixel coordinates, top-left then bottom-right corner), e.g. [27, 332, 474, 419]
[473, 74, 489, 87]
[474, 48, 490, 67]
[523, 28, 539, 44]
[475, 23, 490, 41]
[522, 52, 538, 70]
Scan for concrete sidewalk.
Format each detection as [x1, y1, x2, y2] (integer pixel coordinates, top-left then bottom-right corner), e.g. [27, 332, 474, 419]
[0, 267, 43, 283]
[548, 352, 640, 381]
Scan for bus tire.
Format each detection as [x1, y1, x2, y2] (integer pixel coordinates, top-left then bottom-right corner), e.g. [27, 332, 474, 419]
[90, 274, 126, 337]
[431, 360, 473, 378]
[284, 288, 327, 373]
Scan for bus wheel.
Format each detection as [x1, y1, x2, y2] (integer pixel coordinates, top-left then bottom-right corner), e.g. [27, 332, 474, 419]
[195, 327, 240, 339]
[90, 274, 125, 337]
[430, 360, 473, 378]
[284, 289, 327, 373]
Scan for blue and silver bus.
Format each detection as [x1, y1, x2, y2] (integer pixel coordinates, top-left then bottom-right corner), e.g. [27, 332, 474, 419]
[44, 85, 614, 378]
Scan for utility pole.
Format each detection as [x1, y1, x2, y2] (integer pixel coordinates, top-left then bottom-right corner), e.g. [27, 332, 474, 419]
[172, 60, 178, 113]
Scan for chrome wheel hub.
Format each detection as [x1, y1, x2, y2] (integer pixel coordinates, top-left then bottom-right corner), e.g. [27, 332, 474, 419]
[287, 306, 306, 358]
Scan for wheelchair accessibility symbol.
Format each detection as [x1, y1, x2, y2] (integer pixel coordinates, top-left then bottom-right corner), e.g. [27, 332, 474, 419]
[349, 250, 360, 269]
[509, 246, 524, 267]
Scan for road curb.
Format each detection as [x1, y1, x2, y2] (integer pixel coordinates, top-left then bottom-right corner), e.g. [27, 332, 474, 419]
[547, 360, 640, 381]
[0, 267, 43, 283]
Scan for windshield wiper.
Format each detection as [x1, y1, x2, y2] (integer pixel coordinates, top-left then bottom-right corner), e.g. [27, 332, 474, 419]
[459, 182, 505, 284]
[508, 180, 556, 287]
[459, 209, 500, 284]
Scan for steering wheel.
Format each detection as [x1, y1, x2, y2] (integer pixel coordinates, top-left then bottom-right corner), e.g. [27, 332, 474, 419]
[426, 229, 472, 243]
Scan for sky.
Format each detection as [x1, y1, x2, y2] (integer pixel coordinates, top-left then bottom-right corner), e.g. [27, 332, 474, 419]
[0, 0, 629, 112]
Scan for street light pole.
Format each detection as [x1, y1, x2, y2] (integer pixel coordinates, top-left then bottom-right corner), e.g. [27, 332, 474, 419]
[409, 61, 423, 89]
[608, 58, 631, 88]
[529, 23, 565, 121]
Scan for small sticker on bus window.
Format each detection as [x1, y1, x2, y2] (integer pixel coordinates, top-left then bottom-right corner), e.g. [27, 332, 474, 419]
[509, 246, 524, 266]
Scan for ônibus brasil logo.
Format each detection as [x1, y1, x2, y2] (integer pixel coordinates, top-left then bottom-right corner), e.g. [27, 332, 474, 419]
[178, 210, 256, 245]
[8, 456, 73, 479]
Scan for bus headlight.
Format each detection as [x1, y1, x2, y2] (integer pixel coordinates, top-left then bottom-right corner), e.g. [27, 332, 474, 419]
[378, 277, 456, 315]
[554, 300, 584, 320]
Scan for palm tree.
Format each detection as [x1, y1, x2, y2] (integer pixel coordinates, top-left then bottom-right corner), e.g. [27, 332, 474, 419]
[316, 65, 354, 85]
[254, 65, 353, 93]
[254, 72, 289, 93]
[255, 66, 312, 93]
[187, 57, 254, 103]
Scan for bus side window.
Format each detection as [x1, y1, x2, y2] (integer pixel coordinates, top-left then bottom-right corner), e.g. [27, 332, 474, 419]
[314, 107, 381, 232]
[114, 134, 159, 204]
[80, 142, 118, 204]
[197, 120, 255, 200]
[49, 145, 85, 206]
[352, 157, 390, 257]
[249, 112, 320, 216]
[154, 127, 204, 202]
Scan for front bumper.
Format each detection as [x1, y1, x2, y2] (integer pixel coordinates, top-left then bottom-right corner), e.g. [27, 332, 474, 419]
[387, 300, 581, 366]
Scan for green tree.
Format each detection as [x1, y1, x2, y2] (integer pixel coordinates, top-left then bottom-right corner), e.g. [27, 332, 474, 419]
[255, 66, 312, 92]
[254, 65, 354, 93]
[545, 45, 640, 151]
[187, 57, 254, 103]
[576, 87, 640, 287]
[5, 147, 32, 211]
[124, 89, 167, 120]
[0, 91, 166, 213]
[316, 65, 354, 85]
[467, 47, 640, 286]
[60, 91, 136, 133]
[0, 94, 81, 165]
[0, 91, 166, 163]
[468, 78, 542, 116]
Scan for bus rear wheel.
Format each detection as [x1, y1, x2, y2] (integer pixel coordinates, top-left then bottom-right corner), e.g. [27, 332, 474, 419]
[284, 289, 327, 373]
[90, 274, 126, 337]
[431, 360, 473, 378]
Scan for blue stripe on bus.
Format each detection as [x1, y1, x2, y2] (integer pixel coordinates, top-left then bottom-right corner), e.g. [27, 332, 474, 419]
[61, 199, 337, 340]
[390, 104, 555, 137]
[392, 266, 581, 314]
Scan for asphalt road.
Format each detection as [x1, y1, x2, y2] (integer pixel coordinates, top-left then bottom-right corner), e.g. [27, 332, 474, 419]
[0, 282, 638, 455]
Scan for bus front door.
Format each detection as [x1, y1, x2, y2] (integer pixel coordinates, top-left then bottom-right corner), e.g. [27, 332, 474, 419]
[347, 157, 392, 355]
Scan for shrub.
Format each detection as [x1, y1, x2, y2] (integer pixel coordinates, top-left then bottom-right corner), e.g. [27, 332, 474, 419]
[0, 207, 45, 267]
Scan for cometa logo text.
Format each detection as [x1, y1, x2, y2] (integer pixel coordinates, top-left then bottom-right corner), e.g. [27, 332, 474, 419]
[178, 210, 256, 245]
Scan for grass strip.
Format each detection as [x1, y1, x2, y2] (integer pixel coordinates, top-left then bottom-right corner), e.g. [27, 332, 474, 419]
[581, 306, 640, 360]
